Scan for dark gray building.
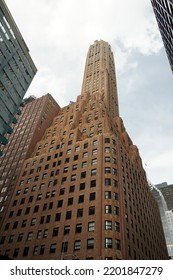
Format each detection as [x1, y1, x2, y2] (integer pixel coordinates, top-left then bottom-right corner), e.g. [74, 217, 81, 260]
[0, 0, 37, 155]
[150, 0, 173, 72]
[156, 182, 173, 210]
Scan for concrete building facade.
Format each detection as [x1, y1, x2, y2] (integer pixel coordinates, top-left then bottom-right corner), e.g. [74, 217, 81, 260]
[0, 40, 168, 260]
[0, 0, 37, 154]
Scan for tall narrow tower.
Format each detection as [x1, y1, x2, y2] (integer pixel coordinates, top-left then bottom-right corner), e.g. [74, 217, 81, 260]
[0, 40, 168, 260]
[81, 40, 119, 117]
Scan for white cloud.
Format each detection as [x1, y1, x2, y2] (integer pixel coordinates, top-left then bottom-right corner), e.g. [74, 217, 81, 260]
[5, 0, 173, 185]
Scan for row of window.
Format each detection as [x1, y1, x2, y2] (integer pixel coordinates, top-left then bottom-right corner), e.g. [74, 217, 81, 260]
[3, 238, 121, 258]
[6, 204, 120, 231]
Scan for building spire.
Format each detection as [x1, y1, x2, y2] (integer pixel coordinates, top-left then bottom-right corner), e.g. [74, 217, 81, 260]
[81, 40, 119, 117]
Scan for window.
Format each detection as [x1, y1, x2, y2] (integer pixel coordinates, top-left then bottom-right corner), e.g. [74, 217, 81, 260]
[46, 215, 51, 223]
[22, 220, 27, 228]
[57, 200, 63, 208]
[43, 229, 48, 238]
[114, 192, 119, 200]
[82, 161, 87, 168]
[55, 213, 61, 221]
[105, 191, 111, 199]
[105, 167, 111, 174]
[115, 239, 121, 250]
[33, 246, 39, 256]
[105, 220, 112, 230]
[64, 225, 70, 235]
[77, 208, 83, 217]
[40, 245, 45, 255]
[23, 247, 29, 256]
[105, 178, 111, 186]
[91, 169, 97, 176]
[78, 195, 84, 203]
[61, 242, 68, 253]
[66, 211, 72, 219]
[59, 188, 65, 195]
[17, 233, 23, 242]
[52, 227, 59, 236]
[37, 230, 42, 239]
[80, 182, 85, 190]
[9, 235, 14, 243]
[90, 180, 96, 188]
[69, 185, 75, 193]
[83, 152, 88, 158]
[105, 238, 112, 249]
[105, 156, 111, 163]
[81, 171, 86, 179]
[50, 243, 56, 254]
[88, 221, 95, 232]
[115, 222, 120, 232]
[31, 218, 36, 226]
[92, 158, 97, 165]
[89, 206, 95, 215]
[76, 224, 82, 233]
[87, 238, 94, 249]
[114, 206, 119, 216]
[105, 138, 110, 143]
[13, 221, 18, 229]
[13, 248, 19, 258]
[68, 197, 73, 205]
[74, 240, 81, 251]
[105, 147, 110, 153]
[92, 149, 97, 155]
[90, 192, 96, 201]
[105, 205, 112, 214]
[71, 174, 76, 181]
[72, 164, 78, 170]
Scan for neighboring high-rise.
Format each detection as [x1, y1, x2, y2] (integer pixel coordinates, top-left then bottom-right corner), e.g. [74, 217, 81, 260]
[156, 182, 173, 210]
[0, 94, 60, 227]
[151, 183, 173, 259]
[0, 40, 168, 260]
[150, 0, 173, 72]
[0, 0, 37, 154]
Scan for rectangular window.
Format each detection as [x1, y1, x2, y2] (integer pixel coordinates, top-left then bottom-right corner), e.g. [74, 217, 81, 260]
[88, 221, 95, 231]
[105, 205, 112, 214]
[50, 243, 56, 254]
[115, 239, 121, 250]
[52, 227, 59, 236]
[64, 225, 70, 235]
[87, 238, 94, 249]
[78, 195, 84, 203]
[89, 206, 95, 215]
[90, 192, 96, 201]
[66, 211, 72, 219]
[105, 238, 112, 249]
[105, 220, 112, 230]
[76, 224, 82, 233]
[74, 240, 81, 251]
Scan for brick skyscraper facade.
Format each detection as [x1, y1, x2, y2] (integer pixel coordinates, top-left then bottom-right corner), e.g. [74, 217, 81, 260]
[0, 40, 168, 260]
[0, 94, 60, 227]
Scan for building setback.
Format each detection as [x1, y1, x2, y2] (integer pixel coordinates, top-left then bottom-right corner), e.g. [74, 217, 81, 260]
[150, 0, 173, 72]
[0, 0, 37, 154]
[0, 40, 168, 260]
[0, 94, 60, 227]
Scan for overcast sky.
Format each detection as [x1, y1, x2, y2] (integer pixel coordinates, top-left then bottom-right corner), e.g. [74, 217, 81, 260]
[5, 0, 173, 185]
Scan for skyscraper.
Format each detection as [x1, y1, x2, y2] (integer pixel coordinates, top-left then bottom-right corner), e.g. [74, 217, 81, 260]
[0, 40, 168, 260]
[0, 94, 60, 227]
[0, 0, 37, 154]
[156, 182, 173, 210]
[150, 0, 173, 72]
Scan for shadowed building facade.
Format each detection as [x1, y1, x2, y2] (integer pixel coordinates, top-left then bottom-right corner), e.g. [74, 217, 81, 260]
[0, 94, 60, 227]
[0, 40, 168, 260]
[150, 0, 173, 72]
